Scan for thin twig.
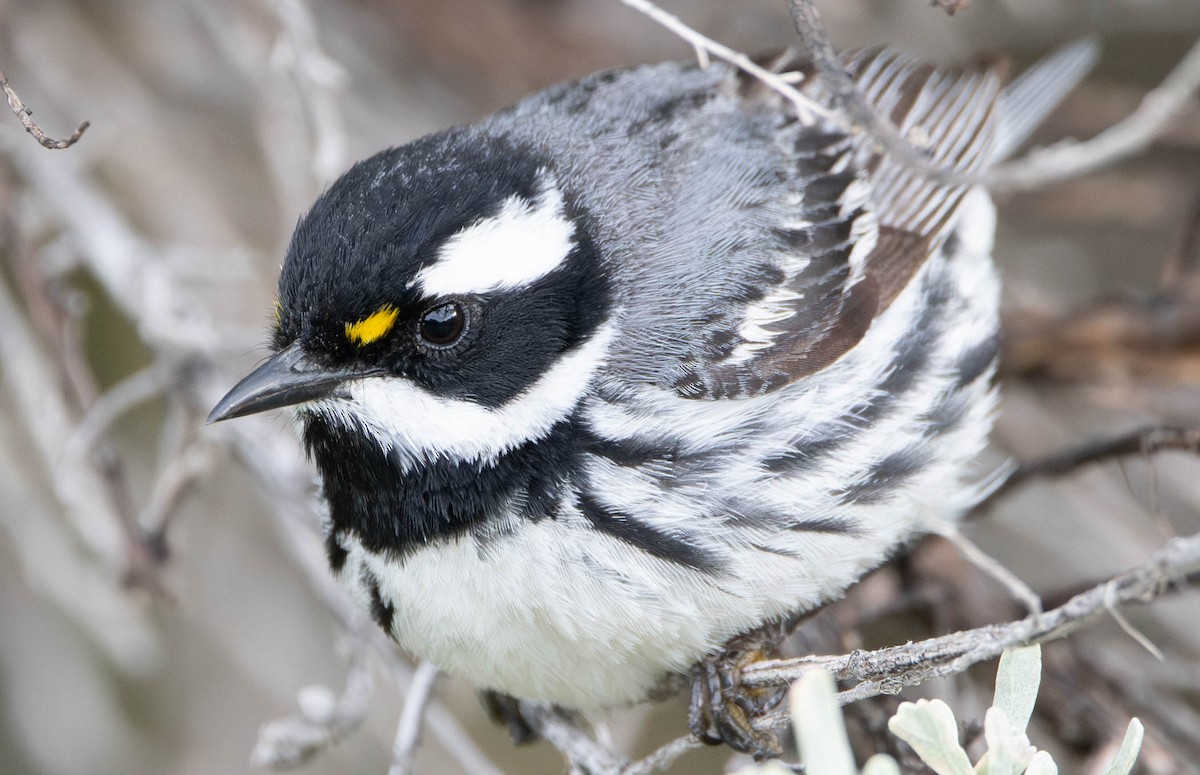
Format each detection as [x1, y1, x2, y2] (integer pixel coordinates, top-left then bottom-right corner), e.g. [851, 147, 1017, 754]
[622, 734, 704, 775]
[987, 36, 1200, 191]
[740, 533, 1200, 721]
[619, 0, 839, 125]
[389, 661, 440, 775]
[137, 440, 214, 557]
[382, 659, 507, 775]
[63, 364, 168, 468]
[927, 523, 1043, 615]
[519, 702, 629, 775]
[976, 425, 1200, 511]
[0, 68, 89, 149]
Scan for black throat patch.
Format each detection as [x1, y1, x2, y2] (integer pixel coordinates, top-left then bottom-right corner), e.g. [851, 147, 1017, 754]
[304, 413, 581, 559]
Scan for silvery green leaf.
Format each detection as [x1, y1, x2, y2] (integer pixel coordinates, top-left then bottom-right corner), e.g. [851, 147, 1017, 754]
[1024, 750, 1058, 775]
[888, 699, 973, 775]
[791, 670, 856, 775]
[993, 645, 1042, 733]
[981, 707, 1035, 775]
[1102, 719, 1144, 775]
[862, 753, 902, 775]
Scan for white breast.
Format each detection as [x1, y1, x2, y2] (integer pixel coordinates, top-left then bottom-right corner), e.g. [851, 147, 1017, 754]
[334, 513, 882, 709]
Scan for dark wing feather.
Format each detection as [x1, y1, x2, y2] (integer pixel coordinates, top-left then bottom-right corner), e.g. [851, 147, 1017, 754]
[671, 49, 1001, 399]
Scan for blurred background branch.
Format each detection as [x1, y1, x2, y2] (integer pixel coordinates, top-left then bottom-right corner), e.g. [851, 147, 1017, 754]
[0, 1, 1198, 774]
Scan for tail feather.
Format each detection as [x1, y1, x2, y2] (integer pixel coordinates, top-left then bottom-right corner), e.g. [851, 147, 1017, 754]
[994, 38, 1100, 160]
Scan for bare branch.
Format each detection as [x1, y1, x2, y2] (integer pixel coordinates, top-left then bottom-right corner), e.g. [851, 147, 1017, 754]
[0, 68, 89, 149]
[740, 533, 1200, 721]
[388, 661, 440, 775]
[252, 644, 375, 768]
[987, 36, 1200, 191]
[977, 425, 1200, 511]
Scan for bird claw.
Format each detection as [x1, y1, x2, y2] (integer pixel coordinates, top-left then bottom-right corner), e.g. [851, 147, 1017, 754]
[688, 646, 786, 760]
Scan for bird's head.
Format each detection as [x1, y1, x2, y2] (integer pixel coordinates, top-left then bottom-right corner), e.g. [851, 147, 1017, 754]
[209, 131, 612, 469]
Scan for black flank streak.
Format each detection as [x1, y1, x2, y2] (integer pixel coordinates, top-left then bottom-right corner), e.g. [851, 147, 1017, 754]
[581, 425, 736, 489]
[325, 530, 348, 573]
[581, 430, 673, 469]
[787, 515, 862, 534]
[362, 567, 394, 634]
[764, 272, 955, 475]
[954, 334, 1000, 389]
[577, 491, 723, 575]
[725, 504, 861, 535]
[762, 431, 849, 473]
[836, 447, 932, 505]
[942, 229, 961, 257]
[922, 389, 973, 436]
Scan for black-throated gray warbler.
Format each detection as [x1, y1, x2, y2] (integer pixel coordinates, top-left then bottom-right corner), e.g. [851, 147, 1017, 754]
[210, 45, 1092, 753]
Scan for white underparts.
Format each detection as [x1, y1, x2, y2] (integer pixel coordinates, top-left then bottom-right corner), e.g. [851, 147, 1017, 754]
[413, 181, 576, 297]
[316, 322, 615, 468]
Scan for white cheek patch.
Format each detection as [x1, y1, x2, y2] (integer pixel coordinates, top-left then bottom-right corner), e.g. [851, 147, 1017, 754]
[322, 322, 615, 467]
[414, 182, 576, 297]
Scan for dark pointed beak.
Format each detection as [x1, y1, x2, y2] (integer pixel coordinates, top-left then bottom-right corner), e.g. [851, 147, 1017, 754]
[208, 343, 357, 423]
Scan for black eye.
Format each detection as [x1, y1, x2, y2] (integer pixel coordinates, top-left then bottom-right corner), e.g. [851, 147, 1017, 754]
[419, 302, 466, 346]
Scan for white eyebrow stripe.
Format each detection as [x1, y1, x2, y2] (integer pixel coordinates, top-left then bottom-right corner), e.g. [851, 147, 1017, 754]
[414, 183, 576, 297]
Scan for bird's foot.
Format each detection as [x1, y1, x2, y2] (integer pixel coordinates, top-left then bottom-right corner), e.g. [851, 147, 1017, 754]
[479, 689, 540, 745]
[688, 643, 786, 760]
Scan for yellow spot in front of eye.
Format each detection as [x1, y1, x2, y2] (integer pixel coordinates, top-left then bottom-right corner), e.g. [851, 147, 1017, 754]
[345, 305, 400, 346]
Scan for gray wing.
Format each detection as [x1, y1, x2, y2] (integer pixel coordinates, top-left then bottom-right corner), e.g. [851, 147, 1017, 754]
[669, 48, 1004, 399]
